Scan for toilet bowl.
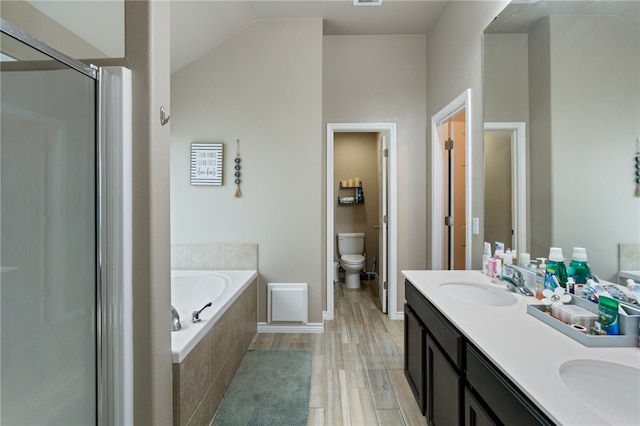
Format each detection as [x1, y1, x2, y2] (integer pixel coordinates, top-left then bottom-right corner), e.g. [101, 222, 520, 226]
[337, 233, 365, 289]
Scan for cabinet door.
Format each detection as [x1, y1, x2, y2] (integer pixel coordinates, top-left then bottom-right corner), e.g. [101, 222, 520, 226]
[404, 304, 426, 414]
[427, 334, 461, 426]
[464, 388, 496, 426]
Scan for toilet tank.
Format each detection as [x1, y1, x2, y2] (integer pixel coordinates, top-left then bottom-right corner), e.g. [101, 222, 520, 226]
[337, 233, 365, 255]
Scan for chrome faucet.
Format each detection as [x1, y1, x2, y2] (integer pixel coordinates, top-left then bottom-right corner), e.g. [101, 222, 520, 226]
[191, 302, 212, 323]
[171, 305, 181, 331]
[498, 264, 533, 296]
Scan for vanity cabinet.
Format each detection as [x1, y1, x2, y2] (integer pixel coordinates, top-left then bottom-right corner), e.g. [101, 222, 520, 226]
[404, 279, 553, 426]
[405, 280, 464, 424]
[404, 304, 426, 414]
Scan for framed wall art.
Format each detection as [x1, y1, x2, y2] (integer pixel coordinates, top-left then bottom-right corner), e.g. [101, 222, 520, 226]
[190, 143, 223, 186]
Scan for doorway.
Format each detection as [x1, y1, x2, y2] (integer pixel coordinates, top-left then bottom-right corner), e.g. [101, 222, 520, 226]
[484, 122, 527, 255]
[326, 123, 398, 320]
[431, 90, 472, 270]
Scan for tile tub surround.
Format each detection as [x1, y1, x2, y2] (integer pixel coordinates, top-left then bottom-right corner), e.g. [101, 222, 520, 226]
[171, 242, 258, 270]
[172, 278, 257, 426]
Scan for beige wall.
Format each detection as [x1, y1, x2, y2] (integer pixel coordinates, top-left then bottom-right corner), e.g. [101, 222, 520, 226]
[549, 15, 640, 281]
[334, 132, 380, 271]
[170, 18, 324, 323]
[123, 1, 173, 423]
[426, 0, 510, 269]
[324, 34, 428, 315]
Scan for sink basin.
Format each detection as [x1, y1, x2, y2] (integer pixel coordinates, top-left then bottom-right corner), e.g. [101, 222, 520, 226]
[559, 359, 640, 425]
[439, 282, 517, 307]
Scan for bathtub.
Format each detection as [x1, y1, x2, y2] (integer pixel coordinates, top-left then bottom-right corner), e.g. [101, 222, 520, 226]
[171, 269, 257, 363]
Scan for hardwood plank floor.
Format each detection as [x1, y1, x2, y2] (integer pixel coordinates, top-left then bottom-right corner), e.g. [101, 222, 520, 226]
[250, 281, 427, 426]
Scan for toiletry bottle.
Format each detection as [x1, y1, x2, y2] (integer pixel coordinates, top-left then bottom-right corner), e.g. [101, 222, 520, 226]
[494, 258, 502, 280]
[568, 247, 592, 285]
[503, 248, 513, 265]
[482, 242, 491, 275]
[545, 247, 567, 290]
[488, 257, 496, 278]
[566, 277, 575, 295]
[535, 258, 546, 300]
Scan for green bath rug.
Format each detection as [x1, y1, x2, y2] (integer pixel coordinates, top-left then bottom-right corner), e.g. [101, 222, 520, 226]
[212, 349, 312, 426]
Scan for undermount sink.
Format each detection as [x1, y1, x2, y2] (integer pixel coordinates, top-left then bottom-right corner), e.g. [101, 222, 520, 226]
[559, 359, 640, 425]
[439, 282, 517, 307]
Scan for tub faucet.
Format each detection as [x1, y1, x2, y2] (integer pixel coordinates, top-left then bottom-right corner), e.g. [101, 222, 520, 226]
[191, 302, 212, 323]
[171, 305, 181, 331]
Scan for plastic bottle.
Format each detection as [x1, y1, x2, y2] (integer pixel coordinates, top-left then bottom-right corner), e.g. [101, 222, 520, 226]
[545, 247, 567, 290]
[503, 248, 513, 265]
[568, 247, 592, 285]
[535, 258, 547, 300]
[482, 242, 491, 275]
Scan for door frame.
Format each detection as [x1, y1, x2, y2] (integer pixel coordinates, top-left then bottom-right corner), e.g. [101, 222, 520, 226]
[325, 123, 399, 320]
[431, 89, 472, 270]
[484, 122, 527, 255]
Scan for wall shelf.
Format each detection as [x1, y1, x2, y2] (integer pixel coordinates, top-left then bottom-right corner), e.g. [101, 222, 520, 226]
[338, 182, 364, 205]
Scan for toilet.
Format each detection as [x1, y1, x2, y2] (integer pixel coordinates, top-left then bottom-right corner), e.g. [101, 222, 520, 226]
[337, 233, 366, 289]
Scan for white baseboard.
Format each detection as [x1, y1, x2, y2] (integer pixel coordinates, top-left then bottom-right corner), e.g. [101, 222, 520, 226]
[257, 322, 324, 333]
[322, 310, 333, 321]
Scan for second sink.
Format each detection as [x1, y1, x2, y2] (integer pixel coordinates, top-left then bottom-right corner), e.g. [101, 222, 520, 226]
[439, 282, 517, 307]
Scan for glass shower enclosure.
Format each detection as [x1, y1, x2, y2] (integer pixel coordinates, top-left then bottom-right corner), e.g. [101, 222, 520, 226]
[1, 20, 98, 424]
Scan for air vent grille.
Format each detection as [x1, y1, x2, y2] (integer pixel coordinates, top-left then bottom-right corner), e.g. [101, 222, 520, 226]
[353, 0, 383, 6]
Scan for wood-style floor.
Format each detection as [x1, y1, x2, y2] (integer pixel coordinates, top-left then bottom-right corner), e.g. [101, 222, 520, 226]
[250, 281, 427, 426]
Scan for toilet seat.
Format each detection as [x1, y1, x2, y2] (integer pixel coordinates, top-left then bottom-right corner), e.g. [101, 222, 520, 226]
[341, 254, 365, 264]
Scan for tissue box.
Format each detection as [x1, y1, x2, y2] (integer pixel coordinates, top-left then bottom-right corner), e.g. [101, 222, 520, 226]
[551, 303, 598, 329]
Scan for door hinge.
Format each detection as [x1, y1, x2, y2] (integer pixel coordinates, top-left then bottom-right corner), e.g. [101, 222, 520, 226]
[444, 138, 454, 150]
[383, 281, 388, 290]
[383, 214, 387, 224]
[445, 216, 454, 226]
[383, 148, 389, 158]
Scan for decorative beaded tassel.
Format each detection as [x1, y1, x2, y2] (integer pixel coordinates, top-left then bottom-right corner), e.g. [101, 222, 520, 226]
[636, 138, 640, 197]
[234, 139, 242, 198]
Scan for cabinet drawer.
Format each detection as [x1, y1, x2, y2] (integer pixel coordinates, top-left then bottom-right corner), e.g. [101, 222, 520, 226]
[466, 345, 553, 426]
[405, 280, 464, 369]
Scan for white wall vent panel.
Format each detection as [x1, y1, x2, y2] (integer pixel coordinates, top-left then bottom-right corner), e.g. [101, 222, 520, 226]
[268, 283, 308, 323]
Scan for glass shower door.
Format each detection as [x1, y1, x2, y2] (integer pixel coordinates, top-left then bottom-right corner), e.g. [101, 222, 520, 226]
[1, 29, 97, 424]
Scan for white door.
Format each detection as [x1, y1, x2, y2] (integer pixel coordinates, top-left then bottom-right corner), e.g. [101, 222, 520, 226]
[378, 133, 388, 313]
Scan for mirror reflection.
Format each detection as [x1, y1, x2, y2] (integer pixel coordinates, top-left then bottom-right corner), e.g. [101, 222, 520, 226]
[483, 0, 640, 282]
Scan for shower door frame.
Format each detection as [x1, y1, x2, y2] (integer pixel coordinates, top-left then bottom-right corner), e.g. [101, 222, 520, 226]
[0, 18, 133, 426]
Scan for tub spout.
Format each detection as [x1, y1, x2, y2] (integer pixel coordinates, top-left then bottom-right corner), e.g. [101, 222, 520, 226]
[171, 305, 181, 331]
[191, 302, 212, 323]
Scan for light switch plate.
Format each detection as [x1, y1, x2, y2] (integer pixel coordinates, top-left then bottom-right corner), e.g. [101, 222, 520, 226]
[472, 217, 480, 235]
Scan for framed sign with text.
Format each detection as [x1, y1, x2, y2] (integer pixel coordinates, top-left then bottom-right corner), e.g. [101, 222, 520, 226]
[190, 143, 223, 186]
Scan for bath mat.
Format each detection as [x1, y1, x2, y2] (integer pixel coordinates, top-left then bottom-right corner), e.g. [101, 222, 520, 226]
[212, 349, 312, 426]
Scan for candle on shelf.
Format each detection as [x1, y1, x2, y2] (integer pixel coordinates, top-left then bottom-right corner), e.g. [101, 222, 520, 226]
[354, 177, 360, 186]
[348, 179, 354, 187]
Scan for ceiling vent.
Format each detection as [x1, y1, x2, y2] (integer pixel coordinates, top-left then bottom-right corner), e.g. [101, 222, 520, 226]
[353, 0, 383, 6]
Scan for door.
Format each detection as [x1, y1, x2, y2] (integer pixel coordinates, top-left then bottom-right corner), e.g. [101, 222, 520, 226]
[378, 133, 388, 313]
[1, 28, 98, 424]
[438, 113, 467, 270]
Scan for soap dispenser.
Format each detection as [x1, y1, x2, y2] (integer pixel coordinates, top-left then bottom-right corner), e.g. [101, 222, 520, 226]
[535, 258, 546, 300]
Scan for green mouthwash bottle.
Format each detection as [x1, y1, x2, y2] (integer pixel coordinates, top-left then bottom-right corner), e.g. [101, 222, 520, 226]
[568, 247, 592, 286]
[544, 247, 567, 290]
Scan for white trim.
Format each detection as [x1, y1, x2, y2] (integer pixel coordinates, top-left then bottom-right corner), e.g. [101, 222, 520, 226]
[484, 122, 527, 255]
[257, 322, 324, 334]
[326, 123, 399, 320]
[431, 89, 472, 270]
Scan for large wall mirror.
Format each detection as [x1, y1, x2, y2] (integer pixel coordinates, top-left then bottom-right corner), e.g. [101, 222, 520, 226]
[483, 0, 639, 281]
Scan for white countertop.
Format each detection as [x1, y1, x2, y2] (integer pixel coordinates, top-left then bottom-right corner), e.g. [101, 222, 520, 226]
[402, 270, 640, 426]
